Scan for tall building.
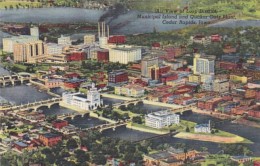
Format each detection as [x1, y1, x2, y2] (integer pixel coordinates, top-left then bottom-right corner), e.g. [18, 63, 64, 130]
[13, 40, 44, 62]
[58, 35, 71, 45]
[44, 43, 63, 55]
[141, 56, 159, 77]
[84, 34, 96, 45]
[3, 35, 38, 53]
[30, 26, 39, 39]
[109, 45, 141, 64]
[193, 54, 215, 75]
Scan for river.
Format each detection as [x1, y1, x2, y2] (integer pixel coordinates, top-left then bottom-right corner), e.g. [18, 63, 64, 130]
[0, 65, 260, 156]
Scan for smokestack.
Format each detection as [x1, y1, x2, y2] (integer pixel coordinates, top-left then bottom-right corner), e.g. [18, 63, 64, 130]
[103, 22, 105, 37]
[98, 22, 100, 38]
[107, 25, 109, 38]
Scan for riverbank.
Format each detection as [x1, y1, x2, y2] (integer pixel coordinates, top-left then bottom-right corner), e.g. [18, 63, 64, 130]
[174, 132, 252, 144]
[126, 123, 169, 135]
[101, 93, 182, 109]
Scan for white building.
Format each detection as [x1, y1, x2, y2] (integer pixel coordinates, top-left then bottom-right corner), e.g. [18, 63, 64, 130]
[62, 83, 102, 110]
[3, 35, 38, 53]
[145, 110, 180, 129]
[99, 37, 108, 49]
[30, 27, 39, 39]
[58, 35, 71, 45]
[193, 54, 215, 75]
[194, 120, 211, 133]
[84, 34, 96, 45]
[109, 45, 142, 64]
[44, 43, 63, 55]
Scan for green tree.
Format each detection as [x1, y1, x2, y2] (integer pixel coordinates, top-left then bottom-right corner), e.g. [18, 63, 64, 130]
[66, 138, 78, 150]
[91, 153, 106, 165]
[75, 149, 90, 163]
[132, 116, 142, 124]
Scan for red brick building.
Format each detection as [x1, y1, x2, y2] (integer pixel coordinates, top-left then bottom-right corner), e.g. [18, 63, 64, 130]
[211, 34, 221, 42]
[97, 49, 109, 62]
[152, 42, 161, 49]
[108, 35, 126, 44]
[108, 70, 128, 84]
[63, 78, 85, 89]
[52, 120, 68, 129]
[219, 61, 238, 70]
[39, 133, 62, 147]
[14, 141, 28, 151]
[64, 73, 80, 79]
[160, 73, 178, 84]
[67, 52, 86, 61]
[248, 110, 260, 118]
[223, 45, 236, 54]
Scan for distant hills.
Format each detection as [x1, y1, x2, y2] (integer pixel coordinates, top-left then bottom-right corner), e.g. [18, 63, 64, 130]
[123, 0, 260, 20]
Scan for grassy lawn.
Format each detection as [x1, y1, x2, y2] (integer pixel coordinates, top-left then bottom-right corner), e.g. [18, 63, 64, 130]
[0, 1, 42, 9]
[0, 133, 8, 139]
[165, 120, 196, 132]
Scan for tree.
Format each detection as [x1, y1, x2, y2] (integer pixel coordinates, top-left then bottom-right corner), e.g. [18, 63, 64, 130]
[119, 105, 127, 111]
[91, 153, 106, 165]
[75, 149, 90, 163]
[132, 116, 142, 124]
[186, 127, 190, 132]
[66, 138, 78, 150]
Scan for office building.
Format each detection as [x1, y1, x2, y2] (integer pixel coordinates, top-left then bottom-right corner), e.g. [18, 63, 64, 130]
[114, 84, 145, 97]
[108, 70, 128, 85]
[109, 45, 141, 64]
[193, 54, 215, 75]
[3, 35, 38, 53]
[84, 34, 96, 45]
[44, 43, 63, 55]
[145, 110, 180, 129]
[213, 79, 229, 93]
[13, 40, 44, 62]
[30, 26, 39, 39]
[141, 56, 159, 77]
[58, 35, 71, 45]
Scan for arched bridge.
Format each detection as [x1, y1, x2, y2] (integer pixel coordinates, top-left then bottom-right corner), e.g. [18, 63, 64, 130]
[171, 104, 196, 114]
[83, 120, 129, 132]
[112, 100, 142, 109]
[2, 98, 62, 112]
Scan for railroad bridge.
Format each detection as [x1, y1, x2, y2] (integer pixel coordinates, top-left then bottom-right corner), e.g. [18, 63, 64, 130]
[0, 73, 35, 87]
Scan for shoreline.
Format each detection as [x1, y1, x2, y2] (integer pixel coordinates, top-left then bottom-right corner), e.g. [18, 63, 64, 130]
[174, 132, 253, 144]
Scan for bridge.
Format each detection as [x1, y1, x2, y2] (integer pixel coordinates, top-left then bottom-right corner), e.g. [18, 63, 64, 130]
[57, 112, 90, 120]
[171, 104, 196, 114]
[112, 100, 142, 109]
[1, 98, 62, 112]
[82, 120, 129, 132]
[0, 73, 34, 87]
